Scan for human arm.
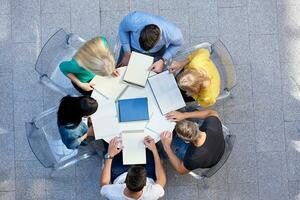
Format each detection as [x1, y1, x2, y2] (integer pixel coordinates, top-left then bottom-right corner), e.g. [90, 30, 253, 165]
[144, 136, 166, 187]
[66, 73, 95, 91]
[100, 137, 122, 186]
[160, 131, 189, 174]
[166, 109, 219, 122]
[168, 58, 190, 73]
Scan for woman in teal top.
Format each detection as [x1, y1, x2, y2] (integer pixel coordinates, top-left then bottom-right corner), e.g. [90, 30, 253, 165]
[59, 36, 118, 95]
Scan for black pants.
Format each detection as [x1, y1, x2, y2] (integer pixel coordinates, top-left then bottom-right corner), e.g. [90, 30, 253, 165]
[71, 80, 93, 96]
[117, 46, 166, 67]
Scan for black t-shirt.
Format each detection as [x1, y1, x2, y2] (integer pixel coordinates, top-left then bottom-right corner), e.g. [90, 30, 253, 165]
[183, 116, 225, 171]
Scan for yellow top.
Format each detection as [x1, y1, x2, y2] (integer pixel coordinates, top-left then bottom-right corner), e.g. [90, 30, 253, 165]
[186, 49, 220, 107]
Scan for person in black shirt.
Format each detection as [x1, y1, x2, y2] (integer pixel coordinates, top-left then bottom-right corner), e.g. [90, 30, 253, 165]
[160, 109, 225, 174]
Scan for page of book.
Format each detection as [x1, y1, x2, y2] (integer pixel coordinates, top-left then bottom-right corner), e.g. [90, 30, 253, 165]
[123, 52, 154, 87]
[91, 91, 119, 140]
[146, 111, 176, 135]
[148, 71, 186, 114]
[90, 67, 128, 101]
[122, 131, 146, 165]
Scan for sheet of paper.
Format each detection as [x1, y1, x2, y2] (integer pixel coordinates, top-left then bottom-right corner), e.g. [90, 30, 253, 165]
[123, 52, 154, 87]
[119, 120, 148, 132]
[146, 111, 176, 135]
[148, 71, 186, 114]
[91, 90, 119, 140]
[90, 67, 128, 101]
[122, 131, 146, 165]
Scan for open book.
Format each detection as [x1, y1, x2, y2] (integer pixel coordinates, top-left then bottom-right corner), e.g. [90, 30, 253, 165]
[122, 130, 146, 165]
[90, 67, 128, 101]
[123, 51, 154, 87]
[148, 71, 186, 114]
[145, 111, 176, 135]
[91, 91, 120, 140]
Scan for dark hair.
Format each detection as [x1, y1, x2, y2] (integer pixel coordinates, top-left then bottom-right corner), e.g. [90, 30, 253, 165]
[125, 166, 147, 192]
[57, 96, 98, 128]
[139, 24, 160, 51]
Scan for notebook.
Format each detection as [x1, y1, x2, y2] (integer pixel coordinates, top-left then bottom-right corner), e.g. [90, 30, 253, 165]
[123, 51, 154, 87]
[145, 111, 176, 135]
[118, 97, 149, 122]
[91, 90, 120, 140]
[148, 71, 186, 114]
[122, 130, 146, 165]
[90, 67, 128, 101]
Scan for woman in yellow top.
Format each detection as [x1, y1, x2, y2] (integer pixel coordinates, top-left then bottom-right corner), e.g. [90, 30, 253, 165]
[169, 49, 220, 107]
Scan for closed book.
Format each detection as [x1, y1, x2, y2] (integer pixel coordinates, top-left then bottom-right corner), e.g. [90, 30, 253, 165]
[118, 97, 149, 122]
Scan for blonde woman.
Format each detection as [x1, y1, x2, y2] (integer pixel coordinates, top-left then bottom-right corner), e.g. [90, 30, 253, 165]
[60, 36, 119, 95]
[169, 49, 220, 107]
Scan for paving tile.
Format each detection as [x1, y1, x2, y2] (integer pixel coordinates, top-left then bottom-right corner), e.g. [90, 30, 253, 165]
[277, 0, 300, 6]
[0, 42, 13, 66]
[41, 13, 71, 46]
[219, 33, 249, 65]
[15, 161, 46, 199]
[217, 0, 247, 7]
[190, 36, 218, 47]
[166, 185, 198, 200]
[14, 100, 43, 160]
[198, 186, 229, 200]
[166, 162, 198, 186]
[41, 0, 70, 13]
[71, 0, 100, 40]
[278, 33, 300, 63]
[100, 10, 130, 49]
[226, 123, 256, 153]
[229, 182, 259, 200]
[285, 121, 300, 153]
[228, 150, 257, 184]
[0, 14, 11, 41]
[187, 0, 218, 38]
[0, 72, 14, 132]
[158, 0, 189, 9]
[46, 166, 76, 191]
[277, 5, 300, 36]
[249, 33, 279, 65]
[248, 0, 278, 34]
[46, 189, 76, 200]
[281, 63, 300, 121]
[130, 0, 159, 14]
[75, 156, 101, 181]
[159, 9, 190, 47]
[224, 65, 254, 123]
[219, 7, 248, 35]
[257, 152, 289, 200]
[100, 0, 129, 11]
[288, 181, 300, 200]
[286, 151, 300, 181]
[0, 159, 15, 192]
[0, 0, 10, 14]
[76, 179, 101, 200]
[0, 192, 15, 200]
[11, 0, 40, 42]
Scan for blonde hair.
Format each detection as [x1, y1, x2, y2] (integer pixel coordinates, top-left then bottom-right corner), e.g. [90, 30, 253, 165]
[177, 68, 210, 96]
[74, 37, 115, 76]
[175, 120, 201, 142]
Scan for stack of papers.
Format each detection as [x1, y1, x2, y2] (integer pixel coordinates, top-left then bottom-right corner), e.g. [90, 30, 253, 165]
[91, 91, 120, 140]
[90, 67, 128, 101]
[122, 130, 146, 165]
[123, 51, 154, 87]
[148, 71, 186, 114]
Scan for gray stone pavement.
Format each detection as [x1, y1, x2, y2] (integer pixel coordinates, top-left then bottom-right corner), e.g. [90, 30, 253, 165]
[1, 0, 300, 199]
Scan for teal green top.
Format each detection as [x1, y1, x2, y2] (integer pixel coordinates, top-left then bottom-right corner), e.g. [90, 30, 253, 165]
[59, 36, 109, 83]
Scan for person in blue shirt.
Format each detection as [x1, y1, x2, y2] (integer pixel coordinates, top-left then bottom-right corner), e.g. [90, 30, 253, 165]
[57, 96, 98, 149]
[118, 11, 184, 73]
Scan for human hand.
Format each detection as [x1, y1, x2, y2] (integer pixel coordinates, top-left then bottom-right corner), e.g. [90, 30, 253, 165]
[87, 126, 94, 136]
[117, 52, 131, 67]
[160, 131, 173, 148]
[144, 136, 157, 152]
[165, 111, 186, 122]
[168, 60, 182, 73]
[148, 59, 164, 73]
[112, 69, 120, 77]
[107, 137, 122, 157]
[80, 82, 95, 91]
